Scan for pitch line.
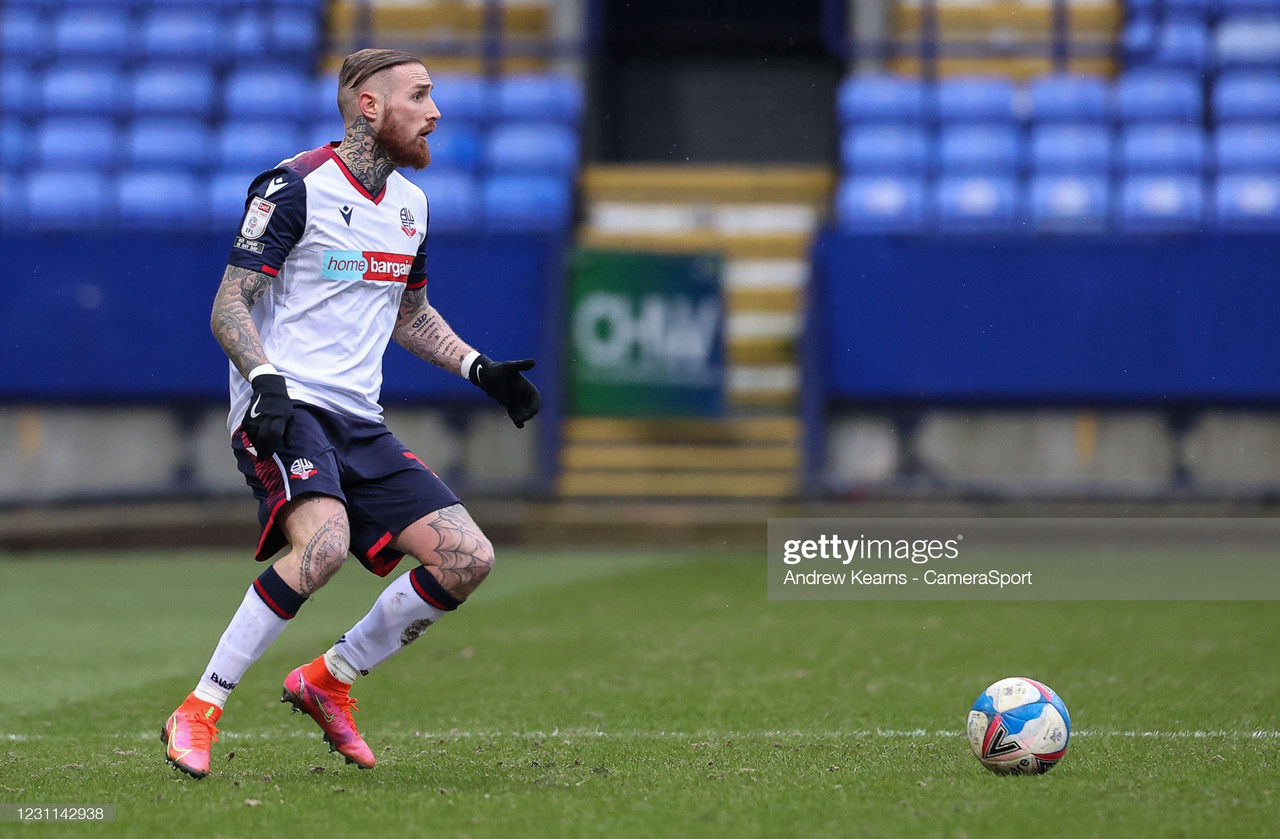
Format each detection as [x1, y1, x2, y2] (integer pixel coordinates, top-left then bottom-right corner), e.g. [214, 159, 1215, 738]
[7, 728, 1280, 743]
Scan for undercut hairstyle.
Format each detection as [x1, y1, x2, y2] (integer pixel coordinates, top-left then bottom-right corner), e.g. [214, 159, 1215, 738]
[336, 48, 425, 121]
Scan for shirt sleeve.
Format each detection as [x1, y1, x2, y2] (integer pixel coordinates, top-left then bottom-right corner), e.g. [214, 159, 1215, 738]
[226, 167, 307, 277]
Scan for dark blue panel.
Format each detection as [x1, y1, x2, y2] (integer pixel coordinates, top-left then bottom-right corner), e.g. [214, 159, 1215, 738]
[812, 233, 1280, 404]
[0, 232, 557, 403]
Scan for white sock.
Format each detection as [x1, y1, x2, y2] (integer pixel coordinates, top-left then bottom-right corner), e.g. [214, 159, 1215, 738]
[193, 584, 294, 708]
[334, 571, 447, 675]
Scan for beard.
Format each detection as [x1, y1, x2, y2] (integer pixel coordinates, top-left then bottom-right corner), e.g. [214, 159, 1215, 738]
[378, 109, 431, 170]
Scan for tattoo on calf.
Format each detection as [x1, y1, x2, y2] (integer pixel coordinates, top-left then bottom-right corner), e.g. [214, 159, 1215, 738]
[420, 505, 492, 596]
[298, 517, 350, 596]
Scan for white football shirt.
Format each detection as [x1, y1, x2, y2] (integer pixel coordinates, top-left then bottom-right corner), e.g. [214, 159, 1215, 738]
[225, 144, 430, 434]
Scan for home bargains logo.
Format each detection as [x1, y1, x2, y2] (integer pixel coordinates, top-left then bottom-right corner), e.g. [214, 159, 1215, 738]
[321, 250, 414, 283]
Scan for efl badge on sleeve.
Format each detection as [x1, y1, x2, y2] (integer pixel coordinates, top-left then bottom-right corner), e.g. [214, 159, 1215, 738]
[241, 198, 277, 240]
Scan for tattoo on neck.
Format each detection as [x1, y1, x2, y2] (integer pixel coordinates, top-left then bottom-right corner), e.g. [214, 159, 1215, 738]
[337, 116, 396, 195]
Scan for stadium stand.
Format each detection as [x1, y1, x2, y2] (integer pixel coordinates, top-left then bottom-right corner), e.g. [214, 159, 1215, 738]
[832, 0, 1280, 233]
[0, 0, 583, 235]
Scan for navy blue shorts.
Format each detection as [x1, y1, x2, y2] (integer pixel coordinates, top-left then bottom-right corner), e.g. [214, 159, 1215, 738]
[232, 403, 460, 577]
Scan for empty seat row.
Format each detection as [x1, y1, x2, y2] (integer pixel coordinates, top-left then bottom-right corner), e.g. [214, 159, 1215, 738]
[0, 119, 581, 178]
[5, 0, 323, 7]
[0, 63, 585, 126]
[2, 65, 333, 121]
[842, 124, 1280, 175]
[0, 171, 574, 234]
[1128, 0, 1280, 17]
[836, 174, 1280, 233]
[1124, 15, 1280, 68]
[1, 7, 319, 65]
[838, 71, 1280, 125]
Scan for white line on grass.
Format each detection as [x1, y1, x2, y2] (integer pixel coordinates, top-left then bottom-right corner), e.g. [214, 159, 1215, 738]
[7, 729, 1280, 742]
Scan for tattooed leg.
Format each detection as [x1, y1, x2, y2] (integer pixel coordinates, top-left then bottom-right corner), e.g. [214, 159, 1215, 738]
[391, 503, 494, 601]
[273, 495, 352, 596]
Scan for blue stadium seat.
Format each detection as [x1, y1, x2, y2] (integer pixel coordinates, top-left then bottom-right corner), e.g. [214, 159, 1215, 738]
[1215, 173, 1280, 229]
[271, 8, 322, 58]
[226, 10, 270, 59]
[839, 125, 930, 174]
[1, 8, 45, 64]
[1119, 175, 1205, 232]
[1028, 174, 1110, 232]
[835, 175, 926, 233]
[1213, 124, 1280, 171]
[25, 170, 109, 229]
[1114, 71, 1203, 123]
[1221, 0, 1280, 16]
[483, 175, 573, 232]
[129, 66, 218, 119]
[214, 121, 303, 172]
[207, 170, 260, 231]
[934, 175, 1020, 232]
[40, 65, 126, 117]
[1216, 17, 1280, 68]
[302, 123, 342, 152]
[116, 170, 203, 230]
[495, 75, 585, 124]
[36, 118, 118, 169]
[124, 119, 212, 172]
[1128, 0, 1215, 20]
[223, 68, 311, 121]
[142, 11, 221, 62]
[1156, 21, 1212, 69]
[1, 119, 24, 171]
[1027, 75, 1111, 123]
[1122, 18, 1157, 64]
[836, 75, 927, 125]
[1213, 73, 1280, 122]
[306, 73, 340, 122]
[1029, 125, 1113, 173]
[53, 8, 131, 61]
[0, 64, 35, 120]
[430, 75, 495, 124]
[484, 123, 579, 175]
[1120, 124, 1207, 173]
[0, 171, 19, 231]
[427, 124, 483, 172]
[935, 77, 1020, 124]
[936, 125, 1023, 174]
[402, 170, 482, 232]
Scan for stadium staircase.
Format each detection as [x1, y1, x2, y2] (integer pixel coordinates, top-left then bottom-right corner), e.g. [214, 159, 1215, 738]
[325, 0, 556, 74]
[890, 0, 1121, 79]
[558, 165, 835, 500]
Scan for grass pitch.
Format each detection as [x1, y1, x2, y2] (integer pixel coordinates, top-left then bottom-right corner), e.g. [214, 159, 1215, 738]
[1, 548, 1277, 838]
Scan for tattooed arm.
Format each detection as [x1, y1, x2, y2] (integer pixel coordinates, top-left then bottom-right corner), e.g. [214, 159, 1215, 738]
[210, 264, 272, 380]
[392, 285, 475, 376]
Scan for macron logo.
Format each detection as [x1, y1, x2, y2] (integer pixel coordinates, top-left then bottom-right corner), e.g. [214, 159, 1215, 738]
[263, 176, 289, 198]
[321, 250, 414, 283]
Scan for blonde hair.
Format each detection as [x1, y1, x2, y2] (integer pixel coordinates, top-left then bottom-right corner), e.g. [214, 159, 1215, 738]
[336, 48, 424, 121]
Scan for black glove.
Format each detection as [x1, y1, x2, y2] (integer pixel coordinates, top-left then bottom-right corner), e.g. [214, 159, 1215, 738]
[242, 373, 293, 459]
[468, 354, 540, 428]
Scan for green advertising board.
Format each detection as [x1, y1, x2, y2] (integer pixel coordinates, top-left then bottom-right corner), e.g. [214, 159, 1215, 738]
[568, 249, 725, 417]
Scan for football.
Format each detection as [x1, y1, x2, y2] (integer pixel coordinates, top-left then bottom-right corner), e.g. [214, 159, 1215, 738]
[967, 676, 1071, 775]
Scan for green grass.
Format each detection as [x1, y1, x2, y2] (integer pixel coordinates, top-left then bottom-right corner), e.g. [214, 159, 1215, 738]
[1, 549, 1278, 838]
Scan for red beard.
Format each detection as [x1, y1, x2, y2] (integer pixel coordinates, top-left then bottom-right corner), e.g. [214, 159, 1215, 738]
[378, 109, 431, 170]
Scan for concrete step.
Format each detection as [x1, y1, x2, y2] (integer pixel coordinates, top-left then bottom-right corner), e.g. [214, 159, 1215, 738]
[581, 165, 835, 204]
[561, 442, 800, 471]
[557, 469, 799, 499]
[564, 416, 800, 445]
